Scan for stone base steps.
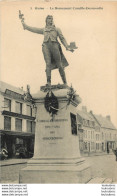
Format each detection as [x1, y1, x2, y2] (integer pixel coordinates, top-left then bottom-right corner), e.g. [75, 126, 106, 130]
[1, 178, 117, 184]
[87, 177, 117, 184]
[0, 180, 18, 184]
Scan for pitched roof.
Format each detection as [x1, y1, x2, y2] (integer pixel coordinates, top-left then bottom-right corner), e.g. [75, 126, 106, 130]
[77, 110, 94, 121]
[0, 81, 25, 95]
[92, 114, 116, 130]
[77, 109, 117, 130]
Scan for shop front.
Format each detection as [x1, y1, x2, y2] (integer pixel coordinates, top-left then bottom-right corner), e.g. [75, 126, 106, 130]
[0, 130, 35, 159]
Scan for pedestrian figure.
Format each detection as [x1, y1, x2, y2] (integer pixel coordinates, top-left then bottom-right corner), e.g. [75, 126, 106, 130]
[0, 148, 8, 160]
[112, 148, 117, 161]
[107, 148, 110, 154]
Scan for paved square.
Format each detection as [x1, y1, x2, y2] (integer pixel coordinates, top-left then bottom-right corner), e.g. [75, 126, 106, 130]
[0, 154, 117, 183]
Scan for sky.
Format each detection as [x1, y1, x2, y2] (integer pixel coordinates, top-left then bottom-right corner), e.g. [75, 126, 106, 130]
[0, 1, 117, 126]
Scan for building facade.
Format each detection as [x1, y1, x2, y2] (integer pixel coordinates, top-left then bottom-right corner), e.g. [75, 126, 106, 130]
[77, 106, 117, 154]
[0, 81, 36, 158]
[77, 106, 96, 154]
[90, 112, 117, 153]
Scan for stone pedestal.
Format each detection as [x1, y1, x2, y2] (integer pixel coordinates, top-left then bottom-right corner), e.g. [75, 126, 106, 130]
[19, 85, 91, 183]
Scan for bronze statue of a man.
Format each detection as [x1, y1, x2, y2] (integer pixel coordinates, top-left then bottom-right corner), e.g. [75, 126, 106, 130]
[21, 15, 74, 86]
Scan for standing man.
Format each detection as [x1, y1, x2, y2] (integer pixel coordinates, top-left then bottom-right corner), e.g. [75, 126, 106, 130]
[20, 14, 75, 86]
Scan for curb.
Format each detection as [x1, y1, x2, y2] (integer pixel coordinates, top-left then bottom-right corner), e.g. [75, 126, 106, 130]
[0, 161, 28, 167]
[0, 153, 114, 166]
[82, 153, 113, 157]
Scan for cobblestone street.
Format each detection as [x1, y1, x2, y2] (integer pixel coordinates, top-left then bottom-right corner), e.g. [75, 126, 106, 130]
[0, 154, 117, 183]
[0, 163, 26, 183]
[86, 154, 117, 182]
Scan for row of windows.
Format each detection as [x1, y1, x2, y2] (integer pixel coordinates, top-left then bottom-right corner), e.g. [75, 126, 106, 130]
[83, 142, 116, 151]
[84, 131, 117, 141]
[84, 130, 95, 140]
[4, 116, 35, 133]
[84, 142, 102, 151]
[83, 119, 95, 128]
[102, 132, 117, 141]
[4, 98, 36, 117]
[84, 142, 95, 150]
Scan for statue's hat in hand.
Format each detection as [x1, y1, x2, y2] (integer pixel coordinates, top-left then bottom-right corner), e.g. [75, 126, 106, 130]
[68, 42, 78, 50]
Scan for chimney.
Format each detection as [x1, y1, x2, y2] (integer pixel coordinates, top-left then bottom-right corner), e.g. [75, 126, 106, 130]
[82, 106, 87, 112]
[106, 115, 111, 121]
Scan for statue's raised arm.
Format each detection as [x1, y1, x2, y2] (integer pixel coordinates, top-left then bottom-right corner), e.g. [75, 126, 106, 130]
[19, 10, 43, 34]
[22, 23, 44, 34]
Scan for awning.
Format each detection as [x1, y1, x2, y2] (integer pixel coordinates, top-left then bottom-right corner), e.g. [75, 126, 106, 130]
[0, 129, 35, 137]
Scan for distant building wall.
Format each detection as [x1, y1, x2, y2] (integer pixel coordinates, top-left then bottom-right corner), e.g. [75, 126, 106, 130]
[77, 106, 117, 154]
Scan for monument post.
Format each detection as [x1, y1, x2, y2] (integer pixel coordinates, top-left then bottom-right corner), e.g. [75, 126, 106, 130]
[19, 14, 91, 183]
[19, 85, 91, 183]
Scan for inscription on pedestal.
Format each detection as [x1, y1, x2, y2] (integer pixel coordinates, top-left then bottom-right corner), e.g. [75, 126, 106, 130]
[43, 137, 63, 140]
[50, 131, 55, 134]
[38, 120, 64, 145]
[45, 126, 60, 128]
